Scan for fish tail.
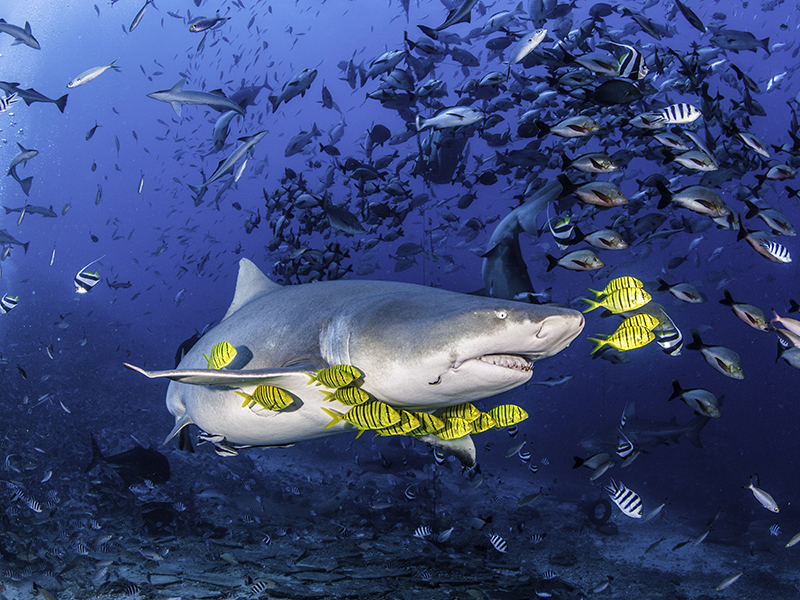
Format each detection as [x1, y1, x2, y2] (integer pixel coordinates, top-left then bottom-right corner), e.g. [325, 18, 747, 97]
[719, 289, 734, 307]
[545, 253, 559, 272]
[320, 407, 344, 429]
[321, 389, 335, 402]
[21, 240, 30, 254]
[86, 434, 105, 473]
[54, 93, 68, 113]
[684, 415, 710, 448]
[234, 391, 251, 407]
[668, 379, 683, 401]
[684, 329, 704, 351]
[202, 353, 212, 368]
[587, 337, 607, 355]
[581, 297, 601, 313]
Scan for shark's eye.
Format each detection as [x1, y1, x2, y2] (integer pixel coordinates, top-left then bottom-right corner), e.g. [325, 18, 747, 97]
[496, 310, 508, 319]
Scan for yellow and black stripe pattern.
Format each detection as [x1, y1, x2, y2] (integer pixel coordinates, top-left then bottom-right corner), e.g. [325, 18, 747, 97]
[589, 325, 654, 355]
[321, 386, 370, 405]
[308, 364, 363, 388]
[236, 385, 293, 411]
[617, 313, 659, 331]
[487, 405, 528, 427]
[582, 286, 651, 314]
[203, 341, 237, 370]
[588, 276, 643, 299]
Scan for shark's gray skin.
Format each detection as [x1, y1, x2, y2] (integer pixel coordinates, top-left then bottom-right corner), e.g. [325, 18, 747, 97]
[3, 204, 56, 218]
[481, 177, 570, 299]
[0, 82, 67, 113]
[0, 19, 40, 49]
[125, 259, 584, 467]
[578, 399, 711, 453]
[0, 228, 29, 253]
[147, 79, 246, 117]
[188, 131, 267, 194]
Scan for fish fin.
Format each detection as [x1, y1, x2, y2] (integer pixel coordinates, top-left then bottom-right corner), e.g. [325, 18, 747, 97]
[170, 78, 186, 92]
[656, 278, 670, 291]
[55, 94, 68, 113]
[668, 379, 682, 401]
[320, 407, 344, 429]
[587, 337, 607, 355]
[581, 297, 601, 313]
[123, 362, 312, 389]
[684, 415, 710, 448]
[417, 433, 476, 467]
[85, 434, 105, 473]
[719, 289, 734, 307]
[222, 258, 283, 321]
[170, 101, 182, 117]
[417, 24, 438, 40]
[163, 413, 194, 445]
[544, 253, 559, 272]
[685, 328, 703, 351]
[18, 176, 32, 196]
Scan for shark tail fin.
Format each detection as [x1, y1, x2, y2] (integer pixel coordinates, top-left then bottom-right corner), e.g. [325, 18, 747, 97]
[268, 95, 279, 113]
[684, 415, 711, 448]
[18, 176, 33, 196]
[320, 407, 345, 429]
[21, 240, 29, 254]
[86, 434, 105, 473]
[188, 183, 205, 196]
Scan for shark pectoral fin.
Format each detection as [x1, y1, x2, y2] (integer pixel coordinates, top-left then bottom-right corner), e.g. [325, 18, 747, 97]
[171, 102, 181, 117]
[418, 433, 476, 467]
[123, 363, 313, 388]
[163, 413, 193, 445]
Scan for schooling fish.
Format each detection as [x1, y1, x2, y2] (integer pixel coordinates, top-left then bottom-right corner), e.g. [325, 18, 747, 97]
[685, 329, 744, 379]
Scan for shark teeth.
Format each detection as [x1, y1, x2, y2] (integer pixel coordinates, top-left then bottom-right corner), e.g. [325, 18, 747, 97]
[478, 354, 532, 372]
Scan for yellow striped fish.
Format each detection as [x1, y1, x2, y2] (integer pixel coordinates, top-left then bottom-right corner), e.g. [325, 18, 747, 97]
[413, 412, 446, 435]
[439, 403, 481, 423]
[617, 313, 660, 331]
[374, 411, 421, 436]
[582, 287, 651, 314]
[470, 412, 497, 433]
[588, 276, 643, 298]
[321, 386, 370, 405]
[488, 405, 529, 427]
[236, 386, 293, 411]
[589, 326, 655, 354]
[436, 417, 473, 440]
[308, 364, 361, 388]
[203, 341, 237, 370]
[321, 400, 400, 431]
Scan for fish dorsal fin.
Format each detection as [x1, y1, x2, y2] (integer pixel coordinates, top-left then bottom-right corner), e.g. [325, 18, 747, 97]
[222, 258, 282, 321]
[209, 88, 227, 97]
[24, 22, 32, 35]
[171, 78, 186, 92]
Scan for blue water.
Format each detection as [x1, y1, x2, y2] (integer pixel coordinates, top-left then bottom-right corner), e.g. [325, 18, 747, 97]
[0, 1, 798, 597]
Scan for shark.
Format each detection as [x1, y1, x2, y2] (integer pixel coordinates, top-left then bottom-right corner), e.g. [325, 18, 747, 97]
[418, 0, 479, 39]
[188, 131, 267, 194]
[0, 19, 40, 50]
[125, 258, 584, 467]
[482, 177, 571, 299]
[578, 399, 712, 453]
[147, 79, 246, 118]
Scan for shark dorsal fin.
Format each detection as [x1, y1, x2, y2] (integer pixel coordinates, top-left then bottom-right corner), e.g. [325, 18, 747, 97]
[222, 258, 282, 321]
[171, 78, 186, 92]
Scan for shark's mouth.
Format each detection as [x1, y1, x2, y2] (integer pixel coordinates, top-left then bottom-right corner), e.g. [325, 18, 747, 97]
[476, 354, 533, 372]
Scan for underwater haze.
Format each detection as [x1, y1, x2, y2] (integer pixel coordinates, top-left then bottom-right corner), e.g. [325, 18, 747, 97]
[1, 0, 799, 598]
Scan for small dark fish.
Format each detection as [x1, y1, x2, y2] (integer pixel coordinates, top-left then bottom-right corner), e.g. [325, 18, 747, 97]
[17, 364, 27, 379]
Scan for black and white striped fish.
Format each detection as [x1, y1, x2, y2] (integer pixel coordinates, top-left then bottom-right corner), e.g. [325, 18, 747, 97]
[250, 580, 270, 596]
[488, 533, 507, 553]
[529, 462, 539, 473]
[759, 240, 792, 263]
[605, 479, 643, 518]
[615, 429, 635, 459]
[0, 92, 18, 113]
[404, 484, 417, 501]
[413, 525, 431, 539]
[611, 42, 648, 80]
[542, 570, 557, 580]
[73, 255, 105, 294]
[0, 294, 19, 313]
[653, 103, 701, 125]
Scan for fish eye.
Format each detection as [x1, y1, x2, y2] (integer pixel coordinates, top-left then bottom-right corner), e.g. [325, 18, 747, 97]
[496, 310, 508, 319]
